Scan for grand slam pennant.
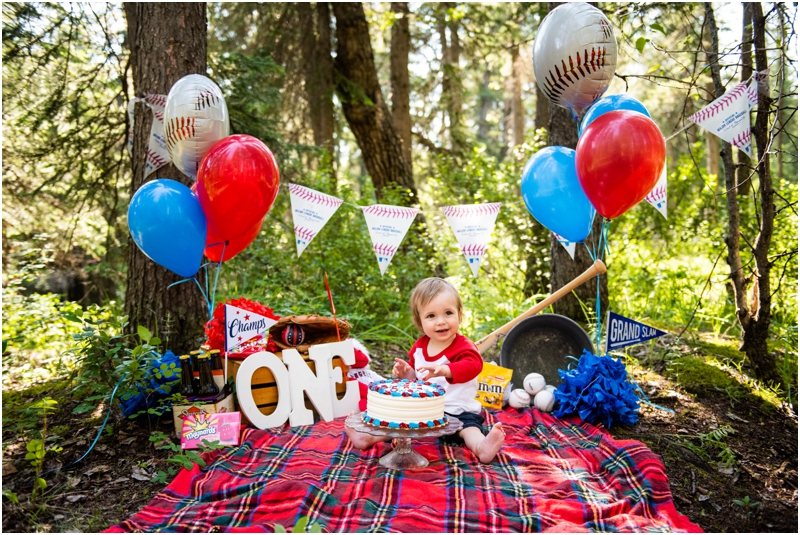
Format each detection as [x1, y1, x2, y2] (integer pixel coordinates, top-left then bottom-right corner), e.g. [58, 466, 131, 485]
[127, 94, 170, 178]
[688, 74, 765, 157]
[361, 205, 420, 275]
[288, 183, 344, 257]
[442, 203, 501, 277]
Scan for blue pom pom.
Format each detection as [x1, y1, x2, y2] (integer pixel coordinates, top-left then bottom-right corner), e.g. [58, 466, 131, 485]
[553, 349, 640, 428]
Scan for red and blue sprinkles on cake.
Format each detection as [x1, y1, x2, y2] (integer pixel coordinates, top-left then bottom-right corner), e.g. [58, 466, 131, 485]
[362, 379, 449, 429]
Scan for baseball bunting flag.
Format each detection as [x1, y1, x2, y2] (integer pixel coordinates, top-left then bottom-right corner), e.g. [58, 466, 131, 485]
[553, 232, 576, 260]
[645, 160, 668, 219]
[442, 203, 501, 276]
[288, 184, 344, 257]
[127, 94, 171, 178]
[688, 82, 753, 156]
[361, 205, 419, 275]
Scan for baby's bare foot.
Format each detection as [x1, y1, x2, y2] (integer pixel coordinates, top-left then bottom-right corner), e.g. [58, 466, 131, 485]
[476, 423, 505, 464]
[345, 425, 382, 450]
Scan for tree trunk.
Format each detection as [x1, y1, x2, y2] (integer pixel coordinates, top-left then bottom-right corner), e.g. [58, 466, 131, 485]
[390, 2, 412, 170]
[736, 2, 753, 195]
[123, 3, 209, 354]
[510, 45, 525, 147]
[477, 68, 492, 142]
[705, 83, 720, 181]
[438, 3, 464, 153]
[331, 2, 415, 202]
[546, 2, 608, 329]
[535, 85, 549, 134]
[300, 3, 335, 161]
[706, 3, 778, 383]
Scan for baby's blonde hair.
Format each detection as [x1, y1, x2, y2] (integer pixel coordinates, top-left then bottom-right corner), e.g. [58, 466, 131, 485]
[409, 278, 463, 331]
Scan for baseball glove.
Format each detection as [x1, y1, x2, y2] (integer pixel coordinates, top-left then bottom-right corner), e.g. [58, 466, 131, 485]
[269, 314, 351, 352]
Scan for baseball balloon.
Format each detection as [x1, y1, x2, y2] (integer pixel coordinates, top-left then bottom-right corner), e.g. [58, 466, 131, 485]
[533, 2, 617, 112]
[196, 135, 280, 241]
[534, 390, 556, 412]
[164, 74, 230, 179]
[576, 110, 666, 219]
[508, 389, 531, 409]
[523, 373, 546, 396]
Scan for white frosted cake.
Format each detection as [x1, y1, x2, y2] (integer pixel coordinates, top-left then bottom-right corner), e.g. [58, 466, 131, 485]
[362, 379, 448, 429]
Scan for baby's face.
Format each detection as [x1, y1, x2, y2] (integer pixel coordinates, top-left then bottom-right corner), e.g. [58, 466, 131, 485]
[418, 292, 460, 345]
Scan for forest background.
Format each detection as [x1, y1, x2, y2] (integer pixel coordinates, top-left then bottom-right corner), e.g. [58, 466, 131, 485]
[1, 2, 797, 533]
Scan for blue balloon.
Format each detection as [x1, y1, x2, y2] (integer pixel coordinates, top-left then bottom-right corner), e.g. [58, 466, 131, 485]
[128, 179, 207, 278]
[579, 94, 651, 137]
[521, 147, 595, 243]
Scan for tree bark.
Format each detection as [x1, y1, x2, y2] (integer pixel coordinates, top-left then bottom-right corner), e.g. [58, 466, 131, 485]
[438, 3, 464, 152]
[510, 45, 525, 147]
[546, 2, 608, 328]
[123, 3, 209, 354]
[300, 2, 335, 159]
[390, 2, 412, 170]
[706, 3, 778, 383]
[332, 2, 415, 202]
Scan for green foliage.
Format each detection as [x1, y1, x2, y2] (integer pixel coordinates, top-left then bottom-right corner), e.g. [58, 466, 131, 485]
[149, 431, 227, 484]
[732, 495, 760, 517]
[274, 516, 323, 533]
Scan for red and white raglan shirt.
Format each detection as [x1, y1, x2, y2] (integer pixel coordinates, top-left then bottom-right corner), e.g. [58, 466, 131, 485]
[408, 334, 484, 416]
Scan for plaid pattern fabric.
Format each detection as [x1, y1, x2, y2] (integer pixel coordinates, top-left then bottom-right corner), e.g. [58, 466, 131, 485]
[107, 409, 701, 533]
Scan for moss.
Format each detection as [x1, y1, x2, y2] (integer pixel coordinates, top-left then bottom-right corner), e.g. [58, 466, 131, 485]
[666, 356, 745, 397]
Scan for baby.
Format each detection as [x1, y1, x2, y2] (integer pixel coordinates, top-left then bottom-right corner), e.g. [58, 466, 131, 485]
[345, 277, 504, 464]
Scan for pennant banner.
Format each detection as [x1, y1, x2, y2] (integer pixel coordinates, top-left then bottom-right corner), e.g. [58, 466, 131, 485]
[645, 160, 668, 219]
[688, 82, 752, 156]
[127, 94, 171, 178]
[225, 304, 278, 353]
[754, 69, 770, 96]
[442, 203, 501, 276]
[361, 205, 419, 275]
[553, 232, 576, 260]
[288, 183, 344, 257]
[605, 310, 666, 351]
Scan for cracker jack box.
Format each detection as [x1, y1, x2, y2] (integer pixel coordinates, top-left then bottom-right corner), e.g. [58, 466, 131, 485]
[181, 411, 241, 450]
[475, 362, 513, 410]
[171, 391, 235, 435]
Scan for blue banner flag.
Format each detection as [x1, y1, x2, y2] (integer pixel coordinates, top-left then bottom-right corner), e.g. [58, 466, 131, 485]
[605, 311, 667, 351]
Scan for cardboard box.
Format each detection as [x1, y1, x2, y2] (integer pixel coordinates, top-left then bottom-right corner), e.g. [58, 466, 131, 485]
[171, 392, 235, 435]
[180, 411, 241, 450]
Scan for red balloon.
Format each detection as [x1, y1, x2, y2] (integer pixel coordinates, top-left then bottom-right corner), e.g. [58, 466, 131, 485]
[204, 218, 263, 263]
[576, 110, 665, 219]
[196, 134, 279, 240]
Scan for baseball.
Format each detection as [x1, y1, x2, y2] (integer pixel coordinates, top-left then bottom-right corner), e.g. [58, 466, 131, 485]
[545, 385, 556, 394]
[508, 389, 531, 409]
[534, 389, 555, 413]
[523, 373, 546, 396]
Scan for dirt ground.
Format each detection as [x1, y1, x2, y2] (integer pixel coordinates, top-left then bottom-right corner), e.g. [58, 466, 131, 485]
[2, 337, 798, 533]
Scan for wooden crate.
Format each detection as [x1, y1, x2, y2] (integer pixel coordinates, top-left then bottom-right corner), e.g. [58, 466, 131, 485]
[225, 352, 349, 418]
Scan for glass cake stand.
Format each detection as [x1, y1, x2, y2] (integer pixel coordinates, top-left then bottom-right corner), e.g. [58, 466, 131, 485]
[345, 412, 463, 470]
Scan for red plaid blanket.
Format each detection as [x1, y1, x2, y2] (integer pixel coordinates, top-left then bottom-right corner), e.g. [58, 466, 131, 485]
[107, 409, 701, 533]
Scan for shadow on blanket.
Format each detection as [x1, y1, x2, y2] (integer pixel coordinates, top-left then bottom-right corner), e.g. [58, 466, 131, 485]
[106, 408, 701, 533]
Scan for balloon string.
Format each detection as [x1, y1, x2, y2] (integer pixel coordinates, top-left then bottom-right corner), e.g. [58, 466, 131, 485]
[167, 277, 213, 320]
[210, 242, 226, 319]
[193, 277, 213, 319]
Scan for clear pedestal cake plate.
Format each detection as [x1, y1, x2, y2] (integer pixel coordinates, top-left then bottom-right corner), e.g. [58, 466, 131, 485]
[345, 412, 463, 470]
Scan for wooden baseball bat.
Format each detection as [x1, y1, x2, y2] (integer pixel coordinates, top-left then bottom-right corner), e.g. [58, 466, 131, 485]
[475, 259, 607, 354]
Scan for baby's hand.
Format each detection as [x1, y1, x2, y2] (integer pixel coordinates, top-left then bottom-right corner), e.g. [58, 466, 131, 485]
[392, 358, 415, 380]
[417, 364, 452, 380]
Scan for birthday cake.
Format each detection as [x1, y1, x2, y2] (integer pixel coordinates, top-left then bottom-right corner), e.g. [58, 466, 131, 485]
[362, 379, 448, 429]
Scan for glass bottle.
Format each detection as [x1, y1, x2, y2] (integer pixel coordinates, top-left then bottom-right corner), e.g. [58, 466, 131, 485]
[196, 354, 219, 397]
[178, 355, 196, 397]
[190, 349, 201, 393]
[209, 349, 226, 392]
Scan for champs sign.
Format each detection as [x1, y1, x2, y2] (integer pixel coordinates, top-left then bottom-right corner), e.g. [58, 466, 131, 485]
[225, 304, 278, 352]
[606, 311, 666, 351]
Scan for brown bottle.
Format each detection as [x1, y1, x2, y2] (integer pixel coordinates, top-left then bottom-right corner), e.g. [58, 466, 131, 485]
[179, 355, 196, 397]
[196, 354, 219, 397]
[208, 349, 226, 392]
[190, 350, 201, 393]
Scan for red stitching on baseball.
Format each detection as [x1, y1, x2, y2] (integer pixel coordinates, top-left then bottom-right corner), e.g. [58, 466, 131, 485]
[373, 243, 397, 256]
[542, 46, 608, 104]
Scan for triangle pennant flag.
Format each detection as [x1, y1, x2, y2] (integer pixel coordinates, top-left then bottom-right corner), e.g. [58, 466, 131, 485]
[688, 82, 752, 156]
[754, 69, 770, 96]
[442, 203, 501, 276]
[645, 160, 668, 219]
[143, 94, 170, 177]
[605, 310, 667, 351]
[553, 232, 576, 260]
[224, 304, 278, 353]
[288, 183, 344, 257]
[361, 205, 419, 275]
